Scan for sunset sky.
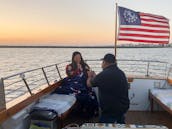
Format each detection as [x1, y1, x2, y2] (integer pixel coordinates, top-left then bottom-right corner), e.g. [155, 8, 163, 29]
[0, 0, 172, 46]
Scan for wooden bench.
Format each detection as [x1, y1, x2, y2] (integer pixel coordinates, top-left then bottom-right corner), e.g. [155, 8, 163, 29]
[0, 81, 76, 128]
[149, 88, 172, 115]
[31, 94, 76, 128]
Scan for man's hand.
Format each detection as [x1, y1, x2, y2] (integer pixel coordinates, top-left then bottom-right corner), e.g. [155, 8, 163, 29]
[87, 71, 96, 78]
[87, 71, 96, 87]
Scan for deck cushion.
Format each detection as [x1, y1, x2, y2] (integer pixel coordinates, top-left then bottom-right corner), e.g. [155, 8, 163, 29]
[33, 94, 76, 116]
[30, 110, 57, 121]
[150, 89, 172, 110]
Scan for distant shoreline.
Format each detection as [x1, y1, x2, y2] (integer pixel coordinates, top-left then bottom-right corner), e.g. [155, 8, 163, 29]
[0, 45, 171, 48]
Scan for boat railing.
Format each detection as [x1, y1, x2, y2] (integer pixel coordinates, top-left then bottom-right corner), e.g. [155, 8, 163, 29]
[0, 61, 70, 110]
[0, 59, 171, 111]
[86, 59, 170, 79]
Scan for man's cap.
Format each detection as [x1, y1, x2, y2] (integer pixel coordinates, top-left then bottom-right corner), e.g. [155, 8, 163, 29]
[101, 53, 116, 63]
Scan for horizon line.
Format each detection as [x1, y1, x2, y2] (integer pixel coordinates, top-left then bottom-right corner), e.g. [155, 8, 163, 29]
[0, 44, 171, 48]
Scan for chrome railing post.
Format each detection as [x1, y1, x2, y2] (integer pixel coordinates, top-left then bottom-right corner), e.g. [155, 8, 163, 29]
[0, 78, 6, 111]
[20, 73, 33, 96]
[42, 68, 50, 86]
[165, 63, 168, 78]
[146, 62, 150, 76]
[55, 64, 62, 80]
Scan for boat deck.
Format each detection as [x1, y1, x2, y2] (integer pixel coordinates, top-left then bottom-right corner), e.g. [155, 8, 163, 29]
[63, 111, 172, 129]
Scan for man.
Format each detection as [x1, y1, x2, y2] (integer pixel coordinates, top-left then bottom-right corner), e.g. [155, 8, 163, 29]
[87, 53, 129, 123]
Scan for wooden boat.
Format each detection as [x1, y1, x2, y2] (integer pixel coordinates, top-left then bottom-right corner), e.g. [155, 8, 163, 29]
[0, 59, 172, 129]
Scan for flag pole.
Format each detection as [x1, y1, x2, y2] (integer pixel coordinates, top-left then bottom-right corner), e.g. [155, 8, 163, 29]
[114, 3, 118, 62]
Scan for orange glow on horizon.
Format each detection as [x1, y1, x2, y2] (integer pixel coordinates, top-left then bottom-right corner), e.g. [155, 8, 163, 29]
[0, 21, 114, 45]
[0, 0, 172, 45]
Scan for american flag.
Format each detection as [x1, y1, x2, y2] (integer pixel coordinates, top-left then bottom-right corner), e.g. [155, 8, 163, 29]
[118, 6, 170, 44]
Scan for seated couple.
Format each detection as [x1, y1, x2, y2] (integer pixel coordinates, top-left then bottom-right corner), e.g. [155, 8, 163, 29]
[55, 51, 129, 124]
[54, 51, 98, 118]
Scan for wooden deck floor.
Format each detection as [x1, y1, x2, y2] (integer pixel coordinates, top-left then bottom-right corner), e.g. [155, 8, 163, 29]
[63, 111, 172, 129]
[126, 111, 172, 128]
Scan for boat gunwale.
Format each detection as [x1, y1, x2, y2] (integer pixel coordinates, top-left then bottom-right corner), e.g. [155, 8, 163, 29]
[0, 81, 62, 124]
[1, 59, 172, 124]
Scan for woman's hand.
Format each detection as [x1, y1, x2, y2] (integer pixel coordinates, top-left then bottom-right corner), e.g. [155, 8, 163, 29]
[66, 65, 74, 76]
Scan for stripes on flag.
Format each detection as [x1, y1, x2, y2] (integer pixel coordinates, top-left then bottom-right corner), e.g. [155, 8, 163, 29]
[118, 7, 170, 44]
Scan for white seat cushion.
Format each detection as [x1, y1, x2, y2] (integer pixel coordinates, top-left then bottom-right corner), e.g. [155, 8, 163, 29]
[33, 94, 76, 116]
[150, 89, 172, 110]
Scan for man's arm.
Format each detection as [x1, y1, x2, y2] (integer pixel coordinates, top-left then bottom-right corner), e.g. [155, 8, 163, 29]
[87, 71, 96, 87]
[87, 71, 101, 87]
[87, 77, 93, 87]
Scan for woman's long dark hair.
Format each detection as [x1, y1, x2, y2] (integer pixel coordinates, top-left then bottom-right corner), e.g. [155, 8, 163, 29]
[71, 51, 89, 71]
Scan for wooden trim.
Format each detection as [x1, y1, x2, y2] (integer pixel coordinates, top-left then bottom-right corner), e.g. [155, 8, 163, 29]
[0, 81, 62, 124]
[127, 77, 134, 83]
[126, 76, 166, 83]
[58, 102, 77, 128]
[167, 78, 172, 85]
[149, 90, 154, 112]
[127, 75, 166, 80]
[149, 90, 172, 115]
[60, 102, 77, 120]
[0, 108, 6, 112]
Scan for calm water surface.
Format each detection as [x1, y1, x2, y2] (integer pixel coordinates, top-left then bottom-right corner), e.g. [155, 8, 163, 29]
[0, 48, 172, 78]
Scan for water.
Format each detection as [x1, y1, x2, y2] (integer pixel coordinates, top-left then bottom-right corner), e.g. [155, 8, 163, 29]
[1, 47, 172, 103]
[0, 47, 172, 78]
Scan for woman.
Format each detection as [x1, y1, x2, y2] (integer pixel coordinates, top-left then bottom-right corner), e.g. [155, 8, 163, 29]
[66, 51, 90, 86]
[65, 51, 91, 96]
[55, 51, 98, 118]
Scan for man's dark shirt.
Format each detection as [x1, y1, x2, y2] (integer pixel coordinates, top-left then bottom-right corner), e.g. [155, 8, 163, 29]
[91, 64, 129, 117]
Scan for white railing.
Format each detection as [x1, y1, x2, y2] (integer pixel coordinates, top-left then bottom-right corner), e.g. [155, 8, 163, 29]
[0, 59, 171, 110]
[86, 59, 170, 79]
